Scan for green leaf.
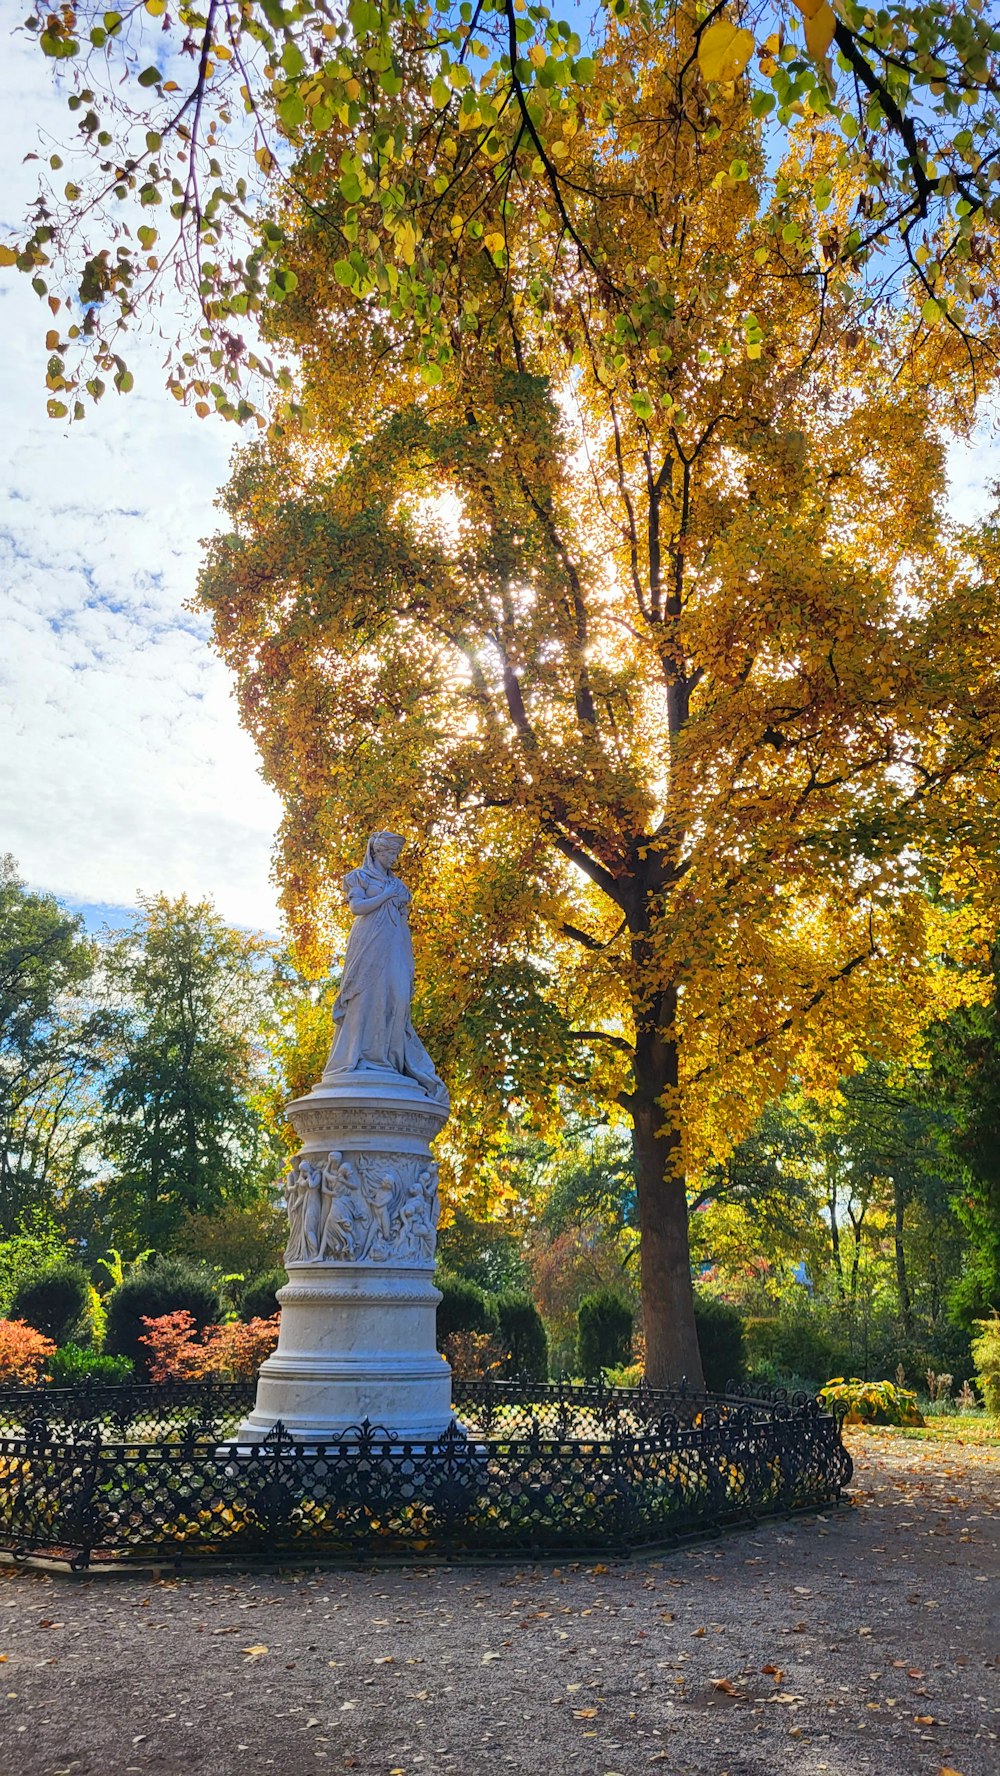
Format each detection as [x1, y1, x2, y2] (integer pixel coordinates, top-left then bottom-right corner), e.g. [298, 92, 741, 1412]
[334, 258, 357, 288]
[629, 390, 654, 421]
[137, 66, 162, 87]
[279, 92, 306, 129]
[281, 42, 306, 77]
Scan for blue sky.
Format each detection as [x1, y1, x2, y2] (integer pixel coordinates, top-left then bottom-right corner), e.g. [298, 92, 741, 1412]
[1, 3, 998, 941]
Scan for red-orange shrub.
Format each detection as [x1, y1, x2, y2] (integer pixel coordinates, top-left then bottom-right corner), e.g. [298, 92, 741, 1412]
[140, 1311, 280, 1382]
[0, 1319, 57, 1384]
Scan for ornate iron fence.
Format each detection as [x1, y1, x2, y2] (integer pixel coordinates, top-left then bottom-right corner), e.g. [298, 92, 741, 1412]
[0, 1378, 852, 1569]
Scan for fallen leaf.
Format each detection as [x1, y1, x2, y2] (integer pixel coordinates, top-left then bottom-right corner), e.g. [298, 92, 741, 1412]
[691, 1626, 706, 1638]
[762, 1664, 784, 1682]
[481, 1651, 500, 1664]
[939, 1767, 965, 1775]
[914, 1714, 937, 1725]
[242, 1644, 268, 1658]
[573, 1707, 598, 1719]
[712, 1678, 745, 1698]
[374, 1656, 394, 1664]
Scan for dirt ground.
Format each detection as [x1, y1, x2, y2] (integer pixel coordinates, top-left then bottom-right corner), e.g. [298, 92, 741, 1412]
[0, 1430, 996, 1776]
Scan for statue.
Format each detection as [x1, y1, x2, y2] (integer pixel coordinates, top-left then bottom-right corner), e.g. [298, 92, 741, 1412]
[323, 830, 448, 1104]
[397, 1165, 438, 1263]
[283, 1157, 325, 1264]
[318, 1151, 360, 1260]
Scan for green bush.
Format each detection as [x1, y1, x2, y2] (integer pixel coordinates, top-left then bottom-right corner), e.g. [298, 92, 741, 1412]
[10, 1262, 91, 1346]
[494, 1292, 548, 1380]
[106, 1258, 222, 1376]
[577, 1290, 633, 1379]
[435, 1272, 497, 1346]
[819, 1377, 924, 1427]
[693, 1295, 746, 1392]
[603, 1361, 644, 1388]
[47, 1344, 134, 1385]
[971, 1315, 1000, 1415]
[856, 1315, 974, 1389]
[744, 1313, 842, 1388]
[238, 1270, 286, 1322]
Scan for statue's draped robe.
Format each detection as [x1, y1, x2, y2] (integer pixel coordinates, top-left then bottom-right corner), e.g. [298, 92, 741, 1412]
[325, 863, 446, 1102]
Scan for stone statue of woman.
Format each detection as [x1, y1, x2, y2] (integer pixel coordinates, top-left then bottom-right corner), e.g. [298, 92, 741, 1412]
[323, 830, 448, 1104]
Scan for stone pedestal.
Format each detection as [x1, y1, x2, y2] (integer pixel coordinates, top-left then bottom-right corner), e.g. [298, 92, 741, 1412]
[236, 1070, 452, 1443]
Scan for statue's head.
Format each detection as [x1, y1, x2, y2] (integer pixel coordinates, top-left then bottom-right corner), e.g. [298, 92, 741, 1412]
[366, 830, 404, 870]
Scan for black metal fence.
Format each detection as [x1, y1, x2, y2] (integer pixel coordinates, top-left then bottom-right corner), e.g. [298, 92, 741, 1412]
[0, 1378, 852, 1569]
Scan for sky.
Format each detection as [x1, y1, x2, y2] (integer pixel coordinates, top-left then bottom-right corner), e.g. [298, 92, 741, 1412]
[1, 7, 999, 942]
[0, 9, 282, 934]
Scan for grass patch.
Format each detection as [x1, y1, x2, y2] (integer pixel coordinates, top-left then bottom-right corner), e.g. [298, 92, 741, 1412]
[848, 1413, 999, 1447]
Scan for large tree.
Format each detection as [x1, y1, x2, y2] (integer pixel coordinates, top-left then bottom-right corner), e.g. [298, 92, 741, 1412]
[6, 2, 1000, 417]
[196, 51, 1000, 1381]
[99, 895, 279, 1251]
[0, 855, 103, 1234]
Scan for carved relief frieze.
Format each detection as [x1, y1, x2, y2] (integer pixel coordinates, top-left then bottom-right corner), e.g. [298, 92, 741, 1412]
[282, 1150, 440, 1267]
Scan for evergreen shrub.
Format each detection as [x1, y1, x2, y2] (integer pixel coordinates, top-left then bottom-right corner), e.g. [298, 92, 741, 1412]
[435, 1272, 497, 1345]
[106, 1259, 222, 1376]
[238, 1270, 286, 1322]
[693, 1295, 746, 1391]
[577, 1290, 633, 1378]
[495, 1292, 548, 1380]
[11, 1262, 90, 1346]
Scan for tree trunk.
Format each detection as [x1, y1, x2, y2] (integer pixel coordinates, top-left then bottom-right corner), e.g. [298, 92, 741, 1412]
[827, 1166, 845, 1298]
[629, 1005, 703, 1389]
[893, 1181, 912, 1333]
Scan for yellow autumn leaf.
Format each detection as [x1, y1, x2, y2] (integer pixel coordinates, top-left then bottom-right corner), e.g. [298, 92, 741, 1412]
[804, 2, 836, 58]
[242, 1643, 269, 1658]
[698, 20, 755, 84]
[791, 0, 828, 16]
[0, 246, 18, 267]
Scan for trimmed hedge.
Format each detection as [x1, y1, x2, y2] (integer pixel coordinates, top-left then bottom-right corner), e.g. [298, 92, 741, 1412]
[106, 1259, 222, 1376]
[238, 1270, 286, 1322]
[435, 1273, 496, 1346]
[744, 1314, 841, 1388]
[495, 1292, 548, 1380]
[11, 1262, 90, 1346]
[577, 1291, 633, 1379]
[693, 1295, 746, 1392]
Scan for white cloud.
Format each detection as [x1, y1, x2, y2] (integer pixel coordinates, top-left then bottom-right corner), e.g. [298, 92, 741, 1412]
[0, 14, 281, 931]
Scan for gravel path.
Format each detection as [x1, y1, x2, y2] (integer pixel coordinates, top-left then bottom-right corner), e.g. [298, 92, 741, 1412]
[0, 1431, 996, 1776]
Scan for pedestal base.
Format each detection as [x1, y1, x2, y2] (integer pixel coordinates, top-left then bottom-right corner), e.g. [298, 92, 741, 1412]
[235, 1263, 454, 1443]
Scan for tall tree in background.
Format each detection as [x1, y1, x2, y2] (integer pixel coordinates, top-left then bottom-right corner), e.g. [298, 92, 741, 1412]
[926, 947, 1000, 1323]
[0, 855, 102, 1234]
[100, 895, 278, 1251]
[198, 36, 1000, 1382]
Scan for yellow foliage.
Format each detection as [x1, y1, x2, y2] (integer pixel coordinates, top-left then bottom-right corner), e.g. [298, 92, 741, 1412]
[697, 21, 755, 85]
[195, 17, 1000, 1367]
